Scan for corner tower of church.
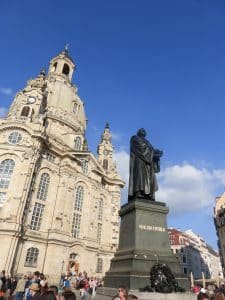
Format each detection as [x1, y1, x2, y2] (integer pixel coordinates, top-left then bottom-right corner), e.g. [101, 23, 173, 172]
[0, 49, 124, 282]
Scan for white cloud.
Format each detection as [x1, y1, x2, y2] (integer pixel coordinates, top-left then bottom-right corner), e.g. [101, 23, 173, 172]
[0, 107, 7, 118]
[0, 87, 13, 95]
[111, 131, 122, 142]
[114, 150, 225, 215]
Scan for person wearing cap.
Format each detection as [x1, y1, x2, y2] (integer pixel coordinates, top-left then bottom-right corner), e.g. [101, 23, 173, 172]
[29, 283, 41, 300]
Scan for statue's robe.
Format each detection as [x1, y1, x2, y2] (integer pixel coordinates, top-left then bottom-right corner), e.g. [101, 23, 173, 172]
[128, 135, 158, 199]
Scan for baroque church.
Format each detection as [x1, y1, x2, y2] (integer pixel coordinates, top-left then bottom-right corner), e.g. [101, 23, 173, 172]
[0, 48, 124, 282]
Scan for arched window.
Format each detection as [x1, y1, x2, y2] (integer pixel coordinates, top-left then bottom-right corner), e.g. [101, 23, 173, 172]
[62, 63, 70, 76]
[98, 199, 103, 221]
[70, 253, 77, 260]
[96, 258, 103, 273]
[103, 159, 108, 170]
[21, 106, 30, 117]
[0, 159, 15, 189]
[73, 102, 78, 113]
[51, 62, 57, 72]
[74, 186, 84, 212]
[74, 137, 81, 151]
[25, 247, 39, 267]
[37, 173, 50, 201]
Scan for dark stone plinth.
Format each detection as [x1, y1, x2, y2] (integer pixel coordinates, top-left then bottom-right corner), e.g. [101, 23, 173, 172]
[104, 198, 189, 290]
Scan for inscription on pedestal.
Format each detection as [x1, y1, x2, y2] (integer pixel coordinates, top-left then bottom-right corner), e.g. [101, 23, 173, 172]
[138, 224, 166, 232]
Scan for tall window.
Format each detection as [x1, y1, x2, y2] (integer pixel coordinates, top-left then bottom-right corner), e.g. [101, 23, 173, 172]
[37, 173, 50, 201]
[81, 159, 88, 175]
[0, 159, 15, 189]
[30, 202, 45, 230]
[96, 258, 103, 273]
[97, 223, 102, 244]
[74, 137, 82, 150]
[73, 103, 78, 113]
[25, 247, 39, 267]
[74, 186, 84, 211]
[0, 192, 6, 207]
[71, 186, 84, 238]
[21, 106, 30, 117]
[98, 199, 103, 221]
[71, 213, 81, 238]
[103, 159, 108, 170]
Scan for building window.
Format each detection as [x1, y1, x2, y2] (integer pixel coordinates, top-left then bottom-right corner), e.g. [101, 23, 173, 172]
[8, 132, 22, 144]
[183, 255, 187, 264]
[51, 62, 57, 72]
[74, 137, 82, 150]
[96, 258, 103, 273]
[0, 192, 6, 207]
[62, 63, 70, 76]
[43, 152, 55, 163]
[30, 202, 45, 231]
[71, 213, 81, 238]
[73, 103, 78, 113]
[70, 253, 77, 260]
[81, 159, 88, 175]
[98, 199, 103, 221]
[183, 267, 187, 275]
[37, 173, 50, 201]
[97, 223, 102, 244]
[0, 159, 15, 189]
[103, 159, 108, 170]
[74, 186, 84, 211]
[21, 106, 30, 117]
[25, 247, 39, 267]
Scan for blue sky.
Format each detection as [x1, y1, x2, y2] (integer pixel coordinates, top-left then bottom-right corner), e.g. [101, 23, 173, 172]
[1, 0, 225, 248]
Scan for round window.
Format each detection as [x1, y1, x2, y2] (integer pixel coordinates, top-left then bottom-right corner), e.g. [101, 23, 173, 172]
[8, 132, 22, 144]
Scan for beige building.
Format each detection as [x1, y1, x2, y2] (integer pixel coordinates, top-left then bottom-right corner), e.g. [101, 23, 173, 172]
[214, 192, 225, 276]
[0, 48, 124, 282]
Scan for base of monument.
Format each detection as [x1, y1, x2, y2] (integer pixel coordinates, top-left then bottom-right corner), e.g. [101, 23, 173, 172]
[104, 198, 190, 291]
[95, 287, 196, 300]
[104, 254, 190, 291]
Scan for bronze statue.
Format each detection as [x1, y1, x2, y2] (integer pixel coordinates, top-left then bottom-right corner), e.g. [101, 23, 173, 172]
[128, 128, 163, 201]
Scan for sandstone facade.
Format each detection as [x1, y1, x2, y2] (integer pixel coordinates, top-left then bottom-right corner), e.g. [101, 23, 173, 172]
[0, 49, 124, 283]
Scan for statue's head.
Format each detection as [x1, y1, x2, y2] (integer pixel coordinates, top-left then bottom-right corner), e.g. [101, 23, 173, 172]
[137, 128, 146, 138]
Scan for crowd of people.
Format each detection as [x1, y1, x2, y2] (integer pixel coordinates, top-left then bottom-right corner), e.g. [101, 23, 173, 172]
[0, 270, 138, 300]
[192, 283, 225, 300]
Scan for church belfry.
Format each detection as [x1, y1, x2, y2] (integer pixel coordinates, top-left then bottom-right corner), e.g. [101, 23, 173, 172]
[0, 49, 124, 282]
[48, 45, 75, 82]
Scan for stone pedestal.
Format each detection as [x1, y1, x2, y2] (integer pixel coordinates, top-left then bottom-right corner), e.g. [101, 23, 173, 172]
[104, 198, 189, 290]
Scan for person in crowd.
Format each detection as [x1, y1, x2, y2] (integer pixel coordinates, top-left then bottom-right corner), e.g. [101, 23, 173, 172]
[215, 292, 225, 300]
[14, 275, 27, 300]
[33, 272, 41, 285]
[88, 278, 97, 299]
[112, 286, 128, 300]
[40, 275, 47, 289]
[25, 275, 33, 300]
[41, 291, 56, 300]
[0, 271, 6, 300]
[29, 283, 41, 300]
[48, 286, 59, 300]
[198, 288, 210, 300]
[10, 277, 18, 299]
[61, 290, 76, 300]
[63, 278, 70, 290]
[5, 275, 12, 300]
[79, 280, 89, 300]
